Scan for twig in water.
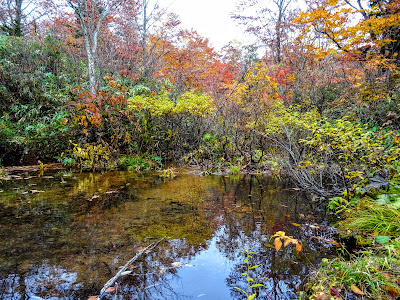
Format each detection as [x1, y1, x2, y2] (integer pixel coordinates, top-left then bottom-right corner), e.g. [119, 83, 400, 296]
[97, 236, 166, 299]
[262, 286, 274, 300]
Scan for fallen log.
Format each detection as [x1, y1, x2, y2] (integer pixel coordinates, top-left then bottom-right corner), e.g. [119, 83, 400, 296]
[97, 236, 166, 299]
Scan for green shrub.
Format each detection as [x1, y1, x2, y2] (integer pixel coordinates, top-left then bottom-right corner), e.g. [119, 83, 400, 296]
[0, 35, 82, 165]
[119, 155, 162, 171]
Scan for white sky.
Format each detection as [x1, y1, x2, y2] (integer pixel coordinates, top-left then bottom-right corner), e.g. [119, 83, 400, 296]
[162, 0, 253, 51]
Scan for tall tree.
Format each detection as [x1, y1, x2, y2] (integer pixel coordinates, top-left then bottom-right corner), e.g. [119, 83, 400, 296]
[295, 0, 400, 86]
[113, 0, 180, 80]
[159, 29, 229, 93]
[0, 0, 41, 35]
[66, 0, 122, 94]
[133, 0, 179, 79]
[232, 0, 293, 64]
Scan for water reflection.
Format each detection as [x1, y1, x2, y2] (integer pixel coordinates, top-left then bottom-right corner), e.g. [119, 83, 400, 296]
[0, 170, 335, 299]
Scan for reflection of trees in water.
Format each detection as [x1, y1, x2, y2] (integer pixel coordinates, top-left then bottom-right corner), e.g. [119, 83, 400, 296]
[0, 238, 208, 299]
[0, 172, 335, 299]
[226, 242, 306, 299]
[0, 264, 84, 299]
[108, 241, 198, 300]
[0, 172, 218, 299]
[210, 175, 334, 299]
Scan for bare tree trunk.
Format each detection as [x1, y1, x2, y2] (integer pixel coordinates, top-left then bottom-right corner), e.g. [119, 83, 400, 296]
[67, 0, 122, 94]
[86, 43, 97, 95]
[134, 0, 169, 79]
[1, 0, 26, 35]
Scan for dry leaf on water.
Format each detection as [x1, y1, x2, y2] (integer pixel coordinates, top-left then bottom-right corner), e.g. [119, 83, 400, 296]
[105, 286, 115, 293]
[296, 242, 303, 253]
[351, 284, 365, 295]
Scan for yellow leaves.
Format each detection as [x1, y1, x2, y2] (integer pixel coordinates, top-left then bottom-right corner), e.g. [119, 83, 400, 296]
[344, 171, 364, 180]
[231, 61, 281, 106]
[175, 92, 214, 116]
[271, 231, 303, 253]
[128, 93, 174, 117]
[128, 91, 214, 117]
[299, 160, 312, 168]
[60, 118, 68, 125]
[72, 142, 111, 169]
[262, 104, 321, 139]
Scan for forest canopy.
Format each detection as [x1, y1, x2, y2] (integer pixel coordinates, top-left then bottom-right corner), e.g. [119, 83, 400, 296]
[0, 0, 398, 184]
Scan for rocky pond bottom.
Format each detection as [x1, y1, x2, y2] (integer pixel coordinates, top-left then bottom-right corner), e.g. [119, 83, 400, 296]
[0, 169, 337, 299]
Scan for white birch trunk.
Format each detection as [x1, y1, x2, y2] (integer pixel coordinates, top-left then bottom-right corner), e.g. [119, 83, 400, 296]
[67, 0, 121, 94]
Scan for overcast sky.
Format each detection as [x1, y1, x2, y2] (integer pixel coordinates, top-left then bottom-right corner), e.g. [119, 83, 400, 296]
[161, 0, 253, 51]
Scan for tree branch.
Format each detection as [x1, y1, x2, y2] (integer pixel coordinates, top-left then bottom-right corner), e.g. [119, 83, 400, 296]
[97, 236, 166, 300]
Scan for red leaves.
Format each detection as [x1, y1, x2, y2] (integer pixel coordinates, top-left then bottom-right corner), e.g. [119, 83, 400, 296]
[330, 288, 343, 299]
[69, 77, 130, 134]
[157, 29, 235, 95]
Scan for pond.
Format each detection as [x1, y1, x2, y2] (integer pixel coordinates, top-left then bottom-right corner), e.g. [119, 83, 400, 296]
[0, 169, 336, 299]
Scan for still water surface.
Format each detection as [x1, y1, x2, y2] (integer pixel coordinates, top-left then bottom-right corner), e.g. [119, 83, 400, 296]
[0, 169, 335, 299]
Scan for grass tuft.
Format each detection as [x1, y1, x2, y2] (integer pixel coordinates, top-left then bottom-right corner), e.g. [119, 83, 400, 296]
[342, 199, 400, 237]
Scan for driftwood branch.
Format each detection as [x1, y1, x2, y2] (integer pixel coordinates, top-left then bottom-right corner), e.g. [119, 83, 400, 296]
[97, 236, 166, 299]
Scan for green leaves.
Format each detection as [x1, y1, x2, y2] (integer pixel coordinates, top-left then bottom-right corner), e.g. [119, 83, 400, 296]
[375, 236, 390, 245]
[234, 249, 264, 299]
[375, 193, 400, 209]
[328, 196, 349, 213]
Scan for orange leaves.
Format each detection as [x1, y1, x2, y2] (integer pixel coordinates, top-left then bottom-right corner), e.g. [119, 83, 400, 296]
[87, 286, 115, 300]
[314, 291, 329, 300]
[351, 284, 364, 295]
[295, 0, 400, 61]
[296, 242, 303, 253]
[292, 0, 400, 95]
[271, 231, 303, 253]
[274, 237, 283, 251]
[105, 286, 116, 293]
[69, 77, 129, 135]
[157, 29, 234, 95]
